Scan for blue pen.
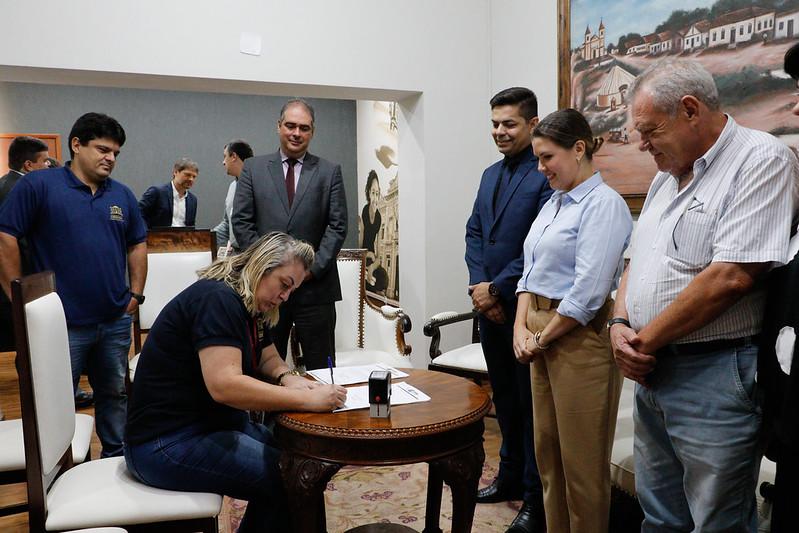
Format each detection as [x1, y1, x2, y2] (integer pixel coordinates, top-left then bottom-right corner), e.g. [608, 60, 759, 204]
[327, 356, 335, 384]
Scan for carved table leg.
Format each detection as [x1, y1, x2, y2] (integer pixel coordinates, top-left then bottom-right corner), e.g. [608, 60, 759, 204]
[279, 452, 342, 533]
[422, 464, 444, 533]
[427, 441, 485, 533]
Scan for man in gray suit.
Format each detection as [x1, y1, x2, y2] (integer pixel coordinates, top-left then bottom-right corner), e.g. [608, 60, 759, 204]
[232, 99, 347, 370]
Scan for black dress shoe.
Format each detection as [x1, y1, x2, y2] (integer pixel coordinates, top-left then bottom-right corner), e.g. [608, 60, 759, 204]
[476, 479, 525, 503]
[506, 502, 545, 533]
[75, 389, 94, 409]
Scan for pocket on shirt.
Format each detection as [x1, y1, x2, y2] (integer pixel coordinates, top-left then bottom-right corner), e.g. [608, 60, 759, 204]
[666, 210, 715, 266]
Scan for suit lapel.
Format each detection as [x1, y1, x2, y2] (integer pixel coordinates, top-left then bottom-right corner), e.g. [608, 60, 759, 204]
[491, 157, 536, 231]
[267, 153, 291, 215]
[166, 183, 174, 219]
[289, 153, 318, 221]
[483, 167, 498, 223]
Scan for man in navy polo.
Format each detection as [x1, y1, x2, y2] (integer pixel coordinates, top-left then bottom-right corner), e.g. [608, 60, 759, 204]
[0, 112, 147, 458]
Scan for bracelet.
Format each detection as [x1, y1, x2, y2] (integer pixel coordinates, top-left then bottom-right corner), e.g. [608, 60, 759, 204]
[276, 369, 301, 385]
[533, 330, 551, 351]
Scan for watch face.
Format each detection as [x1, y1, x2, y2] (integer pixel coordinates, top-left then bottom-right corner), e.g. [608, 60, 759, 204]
[489, 284, 499, 296]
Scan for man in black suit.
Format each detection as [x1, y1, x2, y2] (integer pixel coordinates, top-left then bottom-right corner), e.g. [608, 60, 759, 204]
[232, 99, 347, 371]
[138, 157, 198, 228]
[0, 136, 49, 354]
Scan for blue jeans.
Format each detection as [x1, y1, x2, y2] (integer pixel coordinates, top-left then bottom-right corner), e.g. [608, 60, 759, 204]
[634, 344, 763, 532]
[68, 313, 131, 458]
[479, 308, 542, 503]
[124, 414, 288, 533]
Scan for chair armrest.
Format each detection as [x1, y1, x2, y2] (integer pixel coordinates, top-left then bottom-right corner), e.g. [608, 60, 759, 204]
[363, 301, 413, 357]
[423, 310, 478, 359]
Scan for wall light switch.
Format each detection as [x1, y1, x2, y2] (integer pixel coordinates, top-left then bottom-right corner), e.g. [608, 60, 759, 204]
[240, 32, 262, 56]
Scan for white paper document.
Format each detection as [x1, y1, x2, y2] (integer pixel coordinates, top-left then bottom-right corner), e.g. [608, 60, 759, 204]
[307, 363, 409, 385]
[333, 382, 430, 412]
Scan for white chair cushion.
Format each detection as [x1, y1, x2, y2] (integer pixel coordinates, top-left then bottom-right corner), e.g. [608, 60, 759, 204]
[45, 456, 222, 530]
[431, 343, 487, 373]
[0, 414, 94, 473]
[610, 378, 636, 495]
[336, 349, 409, 369]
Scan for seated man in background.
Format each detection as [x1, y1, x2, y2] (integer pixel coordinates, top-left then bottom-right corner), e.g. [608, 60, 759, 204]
[139, 157, 199, 228]
[213, 139, 253, 253]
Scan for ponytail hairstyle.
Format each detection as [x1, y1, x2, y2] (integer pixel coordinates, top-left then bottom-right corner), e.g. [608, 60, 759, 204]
[198, 232, 314, 326]
[533, 108, 604, 160]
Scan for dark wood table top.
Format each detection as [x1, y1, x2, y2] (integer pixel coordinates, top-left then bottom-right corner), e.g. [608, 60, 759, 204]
[274, 368, 491, 465]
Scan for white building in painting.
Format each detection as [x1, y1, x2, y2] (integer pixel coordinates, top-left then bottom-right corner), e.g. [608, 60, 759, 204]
[683, 21, 710, 51]
[709, 6, 775, 47]
[776, 8, 799, 39]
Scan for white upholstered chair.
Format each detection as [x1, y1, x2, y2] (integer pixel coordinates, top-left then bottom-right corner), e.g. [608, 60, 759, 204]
[12, 271, 222, 532]
[292, 249, 412, 369]
[129, 229, 216, 383]
[424, 310, 488, 382]
[0, 279, 94, 518]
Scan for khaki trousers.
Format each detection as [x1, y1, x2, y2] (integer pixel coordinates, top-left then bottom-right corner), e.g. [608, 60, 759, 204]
[527, 296, 621, 533]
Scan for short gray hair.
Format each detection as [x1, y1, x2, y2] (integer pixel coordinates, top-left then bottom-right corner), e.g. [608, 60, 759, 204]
[279, 98, 315, 125]
[629, 58, 719, 116]
[173, 157, 199, 173]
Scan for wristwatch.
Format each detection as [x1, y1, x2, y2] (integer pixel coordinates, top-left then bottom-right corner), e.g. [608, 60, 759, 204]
[607, 317, 631, 329]
[131, 292, 146, 305]
[488, 283, 500, 297]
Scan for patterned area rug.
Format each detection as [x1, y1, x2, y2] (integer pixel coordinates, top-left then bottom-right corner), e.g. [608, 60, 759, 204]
[222, 419, 521, 532]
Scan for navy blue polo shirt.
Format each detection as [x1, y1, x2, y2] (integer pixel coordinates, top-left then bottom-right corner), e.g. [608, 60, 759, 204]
[0, 166, 146, 327]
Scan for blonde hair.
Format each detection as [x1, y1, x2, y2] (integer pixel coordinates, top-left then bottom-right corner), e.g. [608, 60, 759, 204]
[198, 232, 314, 326]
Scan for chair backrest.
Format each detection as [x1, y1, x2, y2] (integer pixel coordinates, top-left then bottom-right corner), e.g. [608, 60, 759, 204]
[11, 271, 74, 529]
[134, 229, 216, 350]
[335, 249, 366, 350]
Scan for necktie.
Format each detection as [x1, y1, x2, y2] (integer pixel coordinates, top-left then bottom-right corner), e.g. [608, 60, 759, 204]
[285, 158, 297, 207]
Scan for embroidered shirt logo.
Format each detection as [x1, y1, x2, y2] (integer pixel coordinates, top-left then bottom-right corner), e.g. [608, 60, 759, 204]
[109, 205, 124, 222]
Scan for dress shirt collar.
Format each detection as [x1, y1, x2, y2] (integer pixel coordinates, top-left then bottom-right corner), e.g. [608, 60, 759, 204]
[552, 171, 603, 205]
[171, 180, 186, 199]
[280, 150, 306, 165]
[503, 145, 532, 170]
[9, 169, 24, 177]
[690, 114, 734, 180]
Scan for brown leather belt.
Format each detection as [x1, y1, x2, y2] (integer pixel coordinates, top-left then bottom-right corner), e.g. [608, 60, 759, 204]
[530, 293, 561, 311]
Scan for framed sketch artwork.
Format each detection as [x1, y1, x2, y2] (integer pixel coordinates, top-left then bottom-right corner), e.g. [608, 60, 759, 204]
[558, 0, 799, 212]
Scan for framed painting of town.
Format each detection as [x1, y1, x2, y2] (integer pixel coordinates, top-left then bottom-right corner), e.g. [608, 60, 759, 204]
[558, 0, 799, 212]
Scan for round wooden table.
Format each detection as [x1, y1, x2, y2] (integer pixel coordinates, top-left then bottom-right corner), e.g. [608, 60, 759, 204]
[274, 369, 491, 533]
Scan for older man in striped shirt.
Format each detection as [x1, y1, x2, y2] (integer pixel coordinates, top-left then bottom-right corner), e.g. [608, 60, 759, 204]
[610, 58, 799, 532]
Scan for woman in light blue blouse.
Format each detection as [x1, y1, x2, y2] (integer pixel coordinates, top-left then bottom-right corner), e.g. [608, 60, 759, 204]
[513, 109, 632, 532]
